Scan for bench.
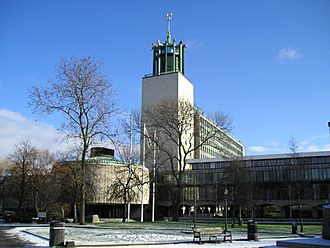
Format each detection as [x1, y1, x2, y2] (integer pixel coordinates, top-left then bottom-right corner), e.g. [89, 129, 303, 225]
[192, 227, 232, 244]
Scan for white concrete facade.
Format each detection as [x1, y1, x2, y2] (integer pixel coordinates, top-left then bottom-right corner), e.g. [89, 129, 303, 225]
[142, 72, 194, 110]
[141, 72, 195, 172]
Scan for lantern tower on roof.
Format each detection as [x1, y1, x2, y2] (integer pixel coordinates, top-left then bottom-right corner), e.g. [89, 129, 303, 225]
[151, 13, 185, 76]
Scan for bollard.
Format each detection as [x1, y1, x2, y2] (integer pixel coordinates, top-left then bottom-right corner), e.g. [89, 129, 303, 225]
[291, 223, 297, 234]
[247, 220, 258, 241]
[49, 221, 65, 247]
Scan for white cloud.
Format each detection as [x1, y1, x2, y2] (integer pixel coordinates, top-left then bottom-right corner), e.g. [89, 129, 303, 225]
[268, 141, 279, 147]
[306, 144, 330, 152]
[306, 145, 321, 152]
[0, 109, 68, 159]
[299, 135, 330, 153]
[185, 40, 203, 50]
[248, 146, 269, 153]
[278, 46, 302, 61]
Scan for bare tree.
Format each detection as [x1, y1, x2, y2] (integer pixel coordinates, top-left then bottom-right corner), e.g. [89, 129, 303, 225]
[52, 151, 82, 222]
[223, 157, 251, 227]
[8, 139, 37, 211]
[141, 99, 234, 220]
[288, 136, 304, 233]
[287, 137, 297, 220]
[0, 159, 13, 212]
[29, 150, 54, 213]
[107, 164, 144, 222]
[29, 57, 117, 224]
[109, 112, 146, 222]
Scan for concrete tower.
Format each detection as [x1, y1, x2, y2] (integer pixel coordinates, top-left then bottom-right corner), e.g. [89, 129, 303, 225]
[142, 13, 194, 110]
[141, 14, 194, 172]
[141, 14, 244, 174]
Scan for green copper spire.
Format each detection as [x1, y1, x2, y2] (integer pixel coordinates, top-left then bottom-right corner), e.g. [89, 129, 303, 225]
[151, 13, 185, 76]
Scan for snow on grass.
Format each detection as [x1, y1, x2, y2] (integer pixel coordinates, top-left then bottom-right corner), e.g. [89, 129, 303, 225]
[6, 225, 294, 248]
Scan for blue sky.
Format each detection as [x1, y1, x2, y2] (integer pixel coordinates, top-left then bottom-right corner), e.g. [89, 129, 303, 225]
[1, 0, 330, 158]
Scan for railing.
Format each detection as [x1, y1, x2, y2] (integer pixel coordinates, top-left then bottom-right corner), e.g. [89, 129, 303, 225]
[144, 70, 181, 78]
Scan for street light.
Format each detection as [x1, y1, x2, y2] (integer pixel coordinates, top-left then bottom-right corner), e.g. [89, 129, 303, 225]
[224, 187, 228, 232]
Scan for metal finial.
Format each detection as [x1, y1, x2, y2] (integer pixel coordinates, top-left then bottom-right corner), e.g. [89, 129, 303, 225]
[166, 13, 172, 35]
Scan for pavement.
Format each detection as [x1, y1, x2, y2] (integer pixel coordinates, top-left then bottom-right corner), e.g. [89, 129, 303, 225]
[0, 227, 32, 248]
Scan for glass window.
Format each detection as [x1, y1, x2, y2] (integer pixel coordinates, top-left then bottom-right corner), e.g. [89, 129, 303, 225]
[312, 157, 319, 164]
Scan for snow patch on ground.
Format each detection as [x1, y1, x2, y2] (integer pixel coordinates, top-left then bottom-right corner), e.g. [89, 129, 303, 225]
[6, 226, 288, 248]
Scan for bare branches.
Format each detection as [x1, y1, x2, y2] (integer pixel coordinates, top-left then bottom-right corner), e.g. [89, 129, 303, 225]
[29, 57, 117, 224]
[288, 136, 299, 156]
[141, 99, 235, 220]
[7, 139, 55, 213]
[29, 57, 117, 143]
[210, 111, 234, 133]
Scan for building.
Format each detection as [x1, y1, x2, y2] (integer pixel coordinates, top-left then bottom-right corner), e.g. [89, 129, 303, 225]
[186, 151, 330, 219]
[55, 147, 149, 220]
[194, 110, 244, 159]
[86, 148, 149, 219]
[141, 14, 243, 174]
[140, 14, 243, 219]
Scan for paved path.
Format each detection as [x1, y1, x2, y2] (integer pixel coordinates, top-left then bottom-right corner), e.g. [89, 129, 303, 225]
[0, 227, 31, 247]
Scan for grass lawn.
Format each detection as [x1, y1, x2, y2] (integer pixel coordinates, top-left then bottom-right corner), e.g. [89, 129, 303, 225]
[94, 220, 322, 236]
[223, 223, 321, 235]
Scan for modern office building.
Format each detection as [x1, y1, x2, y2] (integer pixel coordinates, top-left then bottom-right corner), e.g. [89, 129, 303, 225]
[184, 151, 330, 219]
[194, 109, 244, 159]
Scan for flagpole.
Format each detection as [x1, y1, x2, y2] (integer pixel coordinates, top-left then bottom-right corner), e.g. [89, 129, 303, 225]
[152, 129, 156, 222]
[127, 114, 133, 222]
[141, 123, 145, 222]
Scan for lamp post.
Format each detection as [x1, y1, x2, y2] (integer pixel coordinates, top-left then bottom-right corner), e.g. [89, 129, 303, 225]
[224, 187, 228, 232]
[193, 172, 197, 229]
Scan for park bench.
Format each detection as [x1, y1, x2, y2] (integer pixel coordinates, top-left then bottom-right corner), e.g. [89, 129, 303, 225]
[192, 227, 232, 244]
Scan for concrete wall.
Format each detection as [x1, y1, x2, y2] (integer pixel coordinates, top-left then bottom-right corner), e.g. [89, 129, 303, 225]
[142, 72, 194, 110]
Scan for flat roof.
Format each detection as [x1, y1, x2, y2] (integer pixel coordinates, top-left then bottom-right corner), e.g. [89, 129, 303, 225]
[189, 150, 330, 164]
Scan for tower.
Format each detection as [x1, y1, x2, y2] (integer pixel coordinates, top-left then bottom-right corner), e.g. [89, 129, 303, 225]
[142, 13, 193, 110]
[141, 14, 194, 172]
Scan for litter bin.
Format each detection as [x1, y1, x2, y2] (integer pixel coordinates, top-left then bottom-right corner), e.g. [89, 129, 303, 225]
[247, 220, 258, 241]
[49, 221, 65, 247]
[291, 223, 297, 234]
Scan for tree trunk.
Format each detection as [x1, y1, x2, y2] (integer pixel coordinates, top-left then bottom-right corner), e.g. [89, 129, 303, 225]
[123, 194, 127, 222]
[73, 203, 78, 223]
[61, 205, 65, 220]
[172, 185, 183, 221]
[80, 189, 85, 225]
[239, 206, 243, 226]
[18, 163, 26, 211]
[80, 152, 86, 225]
[231, 205, 236, 228]
[298, 190, 304, 233]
